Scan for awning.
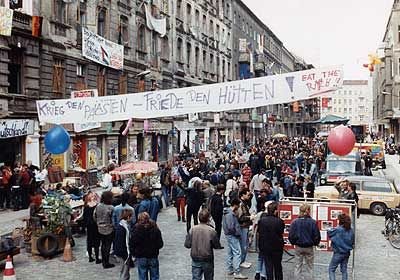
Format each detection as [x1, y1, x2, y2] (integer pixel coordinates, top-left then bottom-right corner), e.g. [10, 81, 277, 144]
[312, 114, 349, 124]
[110, 161, 159, 175]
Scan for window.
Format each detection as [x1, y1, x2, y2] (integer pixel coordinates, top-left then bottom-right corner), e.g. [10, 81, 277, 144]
[186, 43, 191, 66]
[78, 2, 87, 27]
[349, 99, 352, 105]
[195, 47, 199, 76]
[222, 59, 225, 81]
[8, 0, 23, 10]
[177, 0, 182, 18]
[202, 50, 207, 72]
[344, 90, 347, 95]
[344, 108, 347, 113]
[8, 47, 23, 94]
[76, 63, 86, 90]
[97, 7, 107, 37]
[216, 24, 220, 40]
[338, 99, 341, 104]
[349, 108, 352, 113]
[202, 15, 206, 33]
[363, 181, 392, 193]
[226, 3, 230, 18]
[52, 58, 65, 95]
[210, 54, 214, 73]
[233, 11, 236, 24]
[119, 16, 129, 45]
[161, 36, 169, 59]
[349, 90, 352, 95]
[119, 73, 127, 95]
[137, 25, 146, 52]
[334, 108, 337, 113]
[186, 3, 191, 25]
[151, 31, 158, 56]
[195, 9, 200, 29]
[391, 58, 394, 78]
[398, 25, 400, 42]
[176, 38, 183, 62]
[338, 108, 341, 112]
[97, 66, 107, 96]
[55, 0, 66, 23]
[227, 62, 231, 80]
[209, 20, 214, 37]
[344, 99, 347, 105]
[334, 99, 336, 104]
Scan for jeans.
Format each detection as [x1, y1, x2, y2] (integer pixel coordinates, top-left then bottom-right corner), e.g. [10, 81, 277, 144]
[328, 252, 350, 280]
[99, 231, 114, 267]
[294, 247, 314, 280]
[226, 235, 242, 274]
[118, 257, 131, 280]
[161, 185, 170, 207]
[192, 260, 214, 280]
[137, 257, 160, 280]
[239, 227, 249, 263]
[264, 251, 283, 280]
[256, 254, 267, 277]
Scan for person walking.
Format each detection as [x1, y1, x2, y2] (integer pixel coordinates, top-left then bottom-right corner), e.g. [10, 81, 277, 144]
[94, 191, 115, 269]
[83, 191, 101, 264]
[132, 212, 164, 280]
[186, 180, 204, 232]
[114, 209, 134, 280]
[208, 184, 225, 241]
[172, 177, 186, 222]
[288, 203, 321, 280]
[328, 214, 355, 280]
[237, 189, 253, 269]
[223, 198, 248, 279]
[258, 202, 285, 280]
[185, 208, 222, 280]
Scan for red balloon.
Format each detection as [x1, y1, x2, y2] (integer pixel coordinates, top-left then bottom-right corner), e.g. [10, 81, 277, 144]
[327, 125, 356, 156]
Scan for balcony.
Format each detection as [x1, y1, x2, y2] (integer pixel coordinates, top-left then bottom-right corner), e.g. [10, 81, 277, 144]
[12, 11, 31, 32]
[176, 18, 185, 34]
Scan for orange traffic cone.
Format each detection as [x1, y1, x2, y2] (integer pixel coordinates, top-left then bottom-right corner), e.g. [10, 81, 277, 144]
[62, 238, 73, 262]
[3, 255, 16, 280]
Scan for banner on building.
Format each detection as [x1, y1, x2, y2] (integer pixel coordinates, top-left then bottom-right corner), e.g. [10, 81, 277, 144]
[0, 7, 13, 36]
[144, 4, 167, 37]
[71, 89, 101, 133]
[0, 119, 34, 138]
[37, 65, 344, 124]
[321, 97, 329, 108]
[82, 27, 124, 70]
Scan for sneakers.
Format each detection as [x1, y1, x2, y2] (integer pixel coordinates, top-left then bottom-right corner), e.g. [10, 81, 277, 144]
[240, 262, 252, 269]
[233, 273, 248, 279]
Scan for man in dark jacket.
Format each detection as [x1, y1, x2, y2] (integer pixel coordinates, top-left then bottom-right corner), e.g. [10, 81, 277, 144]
[237, 189, 253, 269]
[208, 184, 225, 241]
[258, 202, 285, 280]
[185, 209, 222, 280]
[289, 203, 321, 280]
[287, 176, 304, 198]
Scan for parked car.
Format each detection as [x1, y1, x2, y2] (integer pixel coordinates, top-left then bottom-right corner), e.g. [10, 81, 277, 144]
[315, 176, 400, 215]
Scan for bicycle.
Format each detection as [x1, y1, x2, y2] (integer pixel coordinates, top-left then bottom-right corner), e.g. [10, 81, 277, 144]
[382, 208, 400, 249]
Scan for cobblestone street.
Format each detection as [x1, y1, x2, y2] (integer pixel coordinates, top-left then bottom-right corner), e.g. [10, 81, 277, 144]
[1, 205, 400, 280]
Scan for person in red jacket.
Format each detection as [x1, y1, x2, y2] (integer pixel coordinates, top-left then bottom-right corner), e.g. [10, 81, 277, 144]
[241, 164, 252, 188]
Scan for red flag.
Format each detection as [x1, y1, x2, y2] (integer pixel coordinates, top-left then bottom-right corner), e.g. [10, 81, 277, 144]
[322, 97, 329, 108]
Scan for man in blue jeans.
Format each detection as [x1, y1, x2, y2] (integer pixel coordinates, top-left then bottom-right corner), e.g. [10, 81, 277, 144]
[237, 189, 254, 269]
[223, 198, 248, 279]
[185, 208, 222, 280]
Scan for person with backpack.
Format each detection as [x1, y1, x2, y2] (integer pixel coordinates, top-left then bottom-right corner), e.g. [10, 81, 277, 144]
[137, 187, 160, 222]
[328, 213, 355, 280]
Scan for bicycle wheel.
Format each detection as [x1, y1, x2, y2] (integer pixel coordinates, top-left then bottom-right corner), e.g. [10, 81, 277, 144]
[388, 223, 400, 249]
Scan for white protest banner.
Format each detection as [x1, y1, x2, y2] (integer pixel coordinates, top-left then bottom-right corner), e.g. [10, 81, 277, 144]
[0, 7, 13, 36]
[0, 119, 34, 138]
[239, 38, 247, 52]
[71, 89, 101, 132]
[82, 27, 124, 70]
[36, 65, 343, 124]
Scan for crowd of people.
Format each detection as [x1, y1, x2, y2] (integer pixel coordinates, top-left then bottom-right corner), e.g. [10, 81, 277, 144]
[0, 136, 360, 280]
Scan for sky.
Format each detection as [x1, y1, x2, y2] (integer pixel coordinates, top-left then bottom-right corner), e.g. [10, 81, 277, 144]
[242, 0, 394, 80]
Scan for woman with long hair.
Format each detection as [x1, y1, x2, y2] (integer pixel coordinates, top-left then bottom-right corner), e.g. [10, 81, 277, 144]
[83, 191, 101, 263]
[94, 191, 115, 269]
[327, 213, 355, 280]
[132, 212, 164, 280]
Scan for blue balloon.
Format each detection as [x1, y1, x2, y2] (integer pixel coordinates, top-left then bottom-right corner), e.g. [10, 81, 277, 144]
[44, 125, 71, 154]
